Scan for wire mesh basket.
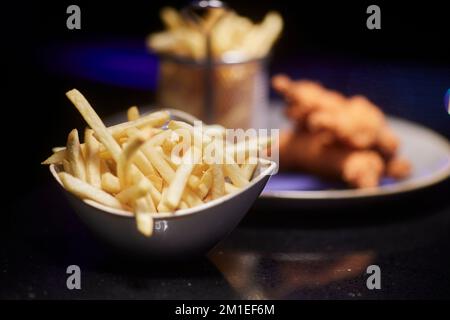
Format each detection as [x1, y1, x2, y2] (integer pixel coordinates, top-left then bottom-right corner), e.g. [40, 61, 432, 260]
[156, 54, 269, 129]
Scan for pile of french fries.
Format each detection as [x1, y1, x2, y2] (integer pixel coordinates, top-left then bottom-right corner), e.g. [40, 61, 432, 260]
[42, 89, 270, 237]
[147, 7, 283, 60]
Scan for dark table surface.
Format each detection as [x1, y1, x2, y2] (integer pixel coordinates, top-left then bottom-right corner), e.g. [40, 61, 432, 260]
[2, 176, 450, 300]
[2, 40, 450, 300]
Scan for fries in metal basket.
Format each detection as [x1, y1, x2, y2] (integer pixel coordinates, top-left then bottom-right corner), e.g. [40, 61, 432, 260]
[147, 7, 283, 61]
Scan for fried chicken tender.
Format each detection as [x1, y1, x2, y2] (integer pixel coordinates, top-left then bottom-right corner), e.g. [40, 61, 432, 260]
[272, 74, 398, 155]
[385, 156, 411, 179]
[273, 74, 411, 188]
[279, 130, 385, 188]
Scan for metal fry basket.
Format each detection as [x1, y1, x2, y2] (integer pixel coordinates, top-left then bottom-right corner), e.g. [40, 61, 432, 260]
[155, 0, 269, 129]
[156, 55, 269, 129]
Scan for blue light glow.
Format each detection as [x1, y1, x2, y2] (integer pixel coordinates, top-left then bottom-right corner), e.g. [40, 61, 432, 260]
[39, 39, 159, 90]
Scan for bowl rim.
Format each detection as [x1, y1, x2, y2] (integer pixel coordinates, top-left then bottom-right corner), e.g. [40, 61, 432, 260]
[50, 159, 277, 220]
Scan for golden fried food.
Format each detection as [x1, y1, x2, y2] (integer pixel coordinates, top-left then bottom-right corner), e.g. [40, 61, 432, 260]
[274, 74, 411, 188]
[272, 75, 398, 152]
[385, 156, 411, 179]
[148, 8, 283, 61]
[279, 130, 385, 188]
[43, 91, 271, 236]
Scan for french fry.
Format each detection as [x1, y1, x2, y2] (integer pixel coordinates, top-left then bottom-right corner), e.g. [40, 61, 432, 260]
[135, 131, 173, 176]
[204, 125, 226, 139]
[59, 172, 124, 209]
[144, 129, 172, 147]
[160, 6, 184, 30]
[202, 7, 227, 32]
[241, 157, 258, 181]
[107, 111, 170, 138]
[115, 179, 150, 204]
[198, 168, 213, 199]
[168, 120, 212, 147]
[130, 169, 162, 205]
[117, 132, 147, 188]
[42, 149, 66, 165]
[211, 164, 225, 199]
[147, 174, 163, 192]
[135, 212, 154, 236]
[66, 129, 86, 181]
[226, 136, 271, 163]
[182, 189, 203, 207]
[118, 136, 129, 145]
[80, 144, 87, 161]
[144, 194, 157, 212]
[100, 159, 112, 174]
[147, 31, 180, 55]
[223, 154, 249, 187]
[190, 176, 205, 193]
[133, 152, 156, 176]
[192, 163, 209, 177]
[256, 12, 283, 57]
[211, 12, 246, 55]
[66, 89, 122, 162]
[142, 144, 204, 195]
[190, 172, 210, 199]
[135, 197, 154, 237]
[178, 29, 205, 60]
[157, 187, 171, 212]
[225, 182, 240, 194]
[67, 91, 153, 180]
[241, 11, 283, 58]
[84, 129, 101, 188]
[160, 147, 179, 170]
[178, 201, 189, 210]
[52, 146, 66, 153]
[66, 90, 160, 196]
[99, 150, 113, 160]
[127, 106, 140, 121]
[164, 147, 201, 209]
[124, 128, 157, 176]
[101, 172, 121, 194]
[143, 145, 175, 184]
[156, 173, 202, 210]
[63, 159, 72, 175]
[162, 138, 176, 155]
[126, 127, 160, 140]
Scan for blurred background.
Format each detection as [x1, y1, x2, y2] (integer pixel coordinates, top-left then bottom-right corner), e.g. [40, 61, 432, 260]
[1, 0, 450, 300]
[4, 0, 450, 199]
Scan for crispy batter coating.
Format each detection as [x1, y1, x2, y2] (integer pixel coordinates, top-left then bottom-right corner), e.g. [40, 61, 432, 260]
[274, 74, 411, 188]
[273, 74, 398, 153]
[279, 130, 385, 188]
[385, 156, 411, 179]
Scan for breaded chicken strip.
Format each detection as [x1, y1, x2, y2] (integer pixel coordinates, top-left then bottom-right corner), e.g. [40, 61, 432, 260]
[279, 130, 385, 188]
[272, 74, 397, 155]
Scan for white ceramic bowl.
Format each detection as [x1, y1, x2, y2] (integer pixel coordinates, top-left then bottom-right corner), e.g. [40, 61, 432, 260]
[50, 159, 276, 257]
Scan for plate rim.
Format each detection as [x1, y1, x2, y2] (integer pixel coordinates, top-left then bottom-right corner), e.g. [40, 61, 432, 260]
[261, 116, 450, 200]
